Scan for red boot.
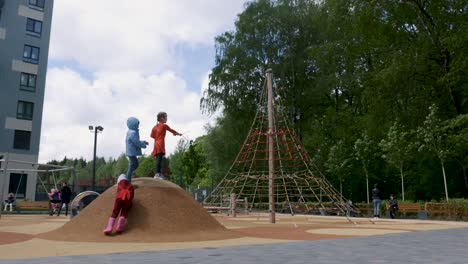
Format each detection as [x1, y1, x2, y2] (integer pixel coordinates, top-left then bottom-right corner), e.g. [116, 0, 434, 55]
[116, 217, 126, 233]
[103, 217, 115, 235]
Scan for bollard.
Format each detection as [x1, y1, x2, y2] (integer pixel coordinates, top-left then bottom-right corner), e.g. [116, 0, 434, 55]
[230, 193, 237, 218]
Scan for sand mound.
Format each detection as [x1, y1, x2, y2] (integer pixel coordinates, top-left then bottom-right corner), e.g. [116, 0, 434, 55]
[38, 178, 240, 242]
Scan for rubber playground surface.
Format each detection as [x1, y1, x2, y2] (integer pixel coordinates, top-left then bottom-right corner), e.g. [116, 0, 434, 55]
[1, 213, 467, 260]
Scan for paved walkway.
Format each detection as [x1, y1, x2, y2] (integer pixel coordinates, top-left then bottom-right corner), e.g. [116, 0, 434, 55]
[2, 227, 467, 264]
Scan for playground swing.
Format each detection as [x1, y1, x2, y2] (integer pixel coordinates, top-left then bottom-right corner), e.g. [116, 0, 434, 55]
[12, 174, 24, 200]
[5, 170, 31, 211]
[2, 174, 24, 212]
[37, 170, 61, 215]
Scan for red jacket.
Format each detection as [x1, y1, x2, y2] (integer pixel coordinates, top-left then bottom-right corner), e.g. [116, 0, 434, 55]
[150, 123, 178, 156]
[116, 180, 134, 202]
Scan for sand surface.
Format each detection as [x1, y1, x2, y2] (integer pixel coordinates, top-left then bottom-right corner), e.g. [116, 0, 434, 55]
[38, 178, 240, 242]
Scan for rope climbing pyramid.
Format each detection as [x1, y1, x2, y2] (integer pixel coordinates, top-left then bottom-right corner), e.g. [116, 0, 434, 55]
[204, 70, 355, 217]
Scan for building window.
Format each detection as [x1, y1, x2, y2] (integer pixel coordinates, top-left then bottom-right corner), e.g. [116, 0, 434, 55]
[17, 101, 34, 120]
[26, 18, 42, 37]
[20, 73, 37, 92]
[0, 0, 4, 21]
[29, 0, 44, 9]
[8, 173, 28, 199]
[13, 130, 31, 150]
[23, 45, 40, 64]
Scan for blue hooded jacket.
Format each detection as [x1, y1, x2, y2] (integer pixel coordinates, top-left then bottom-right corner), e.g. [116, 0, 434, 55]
[126, 117, 147, 156]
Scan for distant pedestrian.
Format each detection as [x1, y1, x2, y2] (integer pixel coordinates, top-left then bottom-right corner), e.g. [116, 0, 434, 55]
[125, 117, 149, 182]
[387, 194, 399, 219]
[150, 112, 181, 179]
[103, 174, 134, 235]
[372, 184, 381, 218]
[57, 181, 72, 216]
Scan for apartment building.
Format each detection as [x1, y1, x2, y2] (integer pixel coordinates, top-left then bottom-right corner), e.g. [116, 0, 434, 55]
[0, 0, 54, 201]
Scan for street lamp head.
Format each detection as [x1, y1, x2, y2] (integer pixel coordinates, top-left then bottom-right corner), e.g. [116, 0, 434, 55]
[88, 126, 93, 131]
[97, 126, 104, 131]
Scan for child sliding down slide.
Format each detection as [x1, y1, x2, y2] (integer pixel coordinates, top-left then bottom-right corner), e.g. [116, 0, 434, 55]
[103, 174, 135, 235]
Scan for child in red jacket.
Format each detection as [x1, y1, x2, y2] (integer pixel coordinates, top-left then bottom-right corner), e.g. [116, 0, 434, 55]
[150, 112, 182, 179]
[103, 174, 134, 235]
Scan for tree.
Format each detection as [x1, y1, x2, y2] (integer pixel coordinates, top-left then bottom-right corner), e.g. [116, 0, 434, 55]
[379, 121, 415, 200]
[444, 114, 468, 192]
[113, 154, 128, 176]
[96, 158, 113, 181]
[168, 138, 190, 187]
[134, 156, 155, 178]
[354, 132, 379, 204]
[203, 112, 254, 187]
[181, 139, 208, 188]
[325, 140, 352, 201]
[198, 0, 468, 201]
[201, 0, 324, 129]
[416, 105, 452, 201]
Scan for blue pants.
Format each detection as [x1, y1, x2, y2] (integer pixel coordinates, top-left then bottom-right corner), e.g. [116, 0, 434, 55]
[373, 199, 381, 217]
[126, 156, 139, 182]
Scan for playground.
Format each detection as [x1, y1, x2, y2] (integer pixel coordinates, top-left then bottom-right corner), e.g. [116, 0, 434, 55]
[1, 68, 468, 263]
[1, 177, 468, 261]
[0, 213, 467, 260]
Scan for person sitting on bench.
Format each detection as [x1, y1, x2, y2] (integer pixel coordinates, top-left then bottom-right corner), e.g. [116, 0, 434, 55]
[387, 194, 399, 219]
[3, 193, 15, 212]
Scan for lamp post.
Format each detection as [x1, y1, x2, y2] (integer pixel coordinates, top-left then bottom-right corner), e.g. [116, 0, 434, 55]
[89, 125, 103, 191]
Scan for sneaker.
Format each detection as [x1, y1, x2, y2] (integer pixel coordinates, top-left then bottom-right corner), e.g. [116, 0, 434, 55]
[153, 173, 163, 179]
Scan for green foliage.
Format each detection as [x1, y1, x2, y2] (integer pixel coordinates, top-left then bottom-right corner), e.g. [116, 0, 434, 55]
[199, 0, 468, 202]
[380, 122, 415, 170]
[354, 132, 380, 202]
[113, 154, 128, 176]
[325, 140, 352, 183]
[379, 121, 416, 200]
[167, 138, 190, 187]
[354, 132, 379, 171]
[325, 140, 354, 199]
[134, 156, 155, 178]
[203, 112, 254, 186]
[181, 139, 208, 187]
[416, 105, 451, 162]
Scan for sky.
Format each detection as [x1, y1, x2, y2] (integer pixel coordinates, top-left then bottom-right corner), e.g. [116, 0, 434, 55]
[38, 0, 248, 162]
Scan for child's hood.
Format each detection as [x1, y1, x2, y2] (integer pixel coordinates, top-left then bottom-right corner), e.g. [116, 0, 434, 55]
[127, 117, 140, 131]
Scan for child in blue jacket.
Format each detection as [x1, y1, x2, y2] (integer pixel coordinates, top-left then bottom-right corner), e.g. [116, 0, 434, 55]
[126, 117, 148, 182]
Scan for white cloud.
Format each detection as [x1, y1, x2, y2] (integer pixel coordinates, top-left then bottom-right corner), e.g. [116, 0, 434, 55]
[49, 0, 247, 74]
[39, 68, 210, 162]
[39, 0, 247, 162]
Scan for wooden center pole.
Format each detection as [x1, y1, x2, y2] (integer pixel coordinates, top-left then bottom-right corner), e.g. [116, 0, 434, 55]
[266, 69, 276, 224]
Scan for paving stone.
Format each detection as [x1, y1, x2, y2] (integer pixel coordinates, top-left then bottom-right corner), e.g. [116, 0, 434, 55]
[1, 228, 468, 264]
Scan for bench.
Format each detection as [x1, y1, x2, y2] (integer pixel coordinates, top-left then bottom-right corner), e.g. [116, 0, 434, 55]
[280, 202, 310, 214]
[357, 205, 373, 217]
[203, 206, 231, 212]
[16, 201, 50, 212]
[396, 203, 421, 214]
[383, 203, 425, 219]
[424, 203, 449, 215]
